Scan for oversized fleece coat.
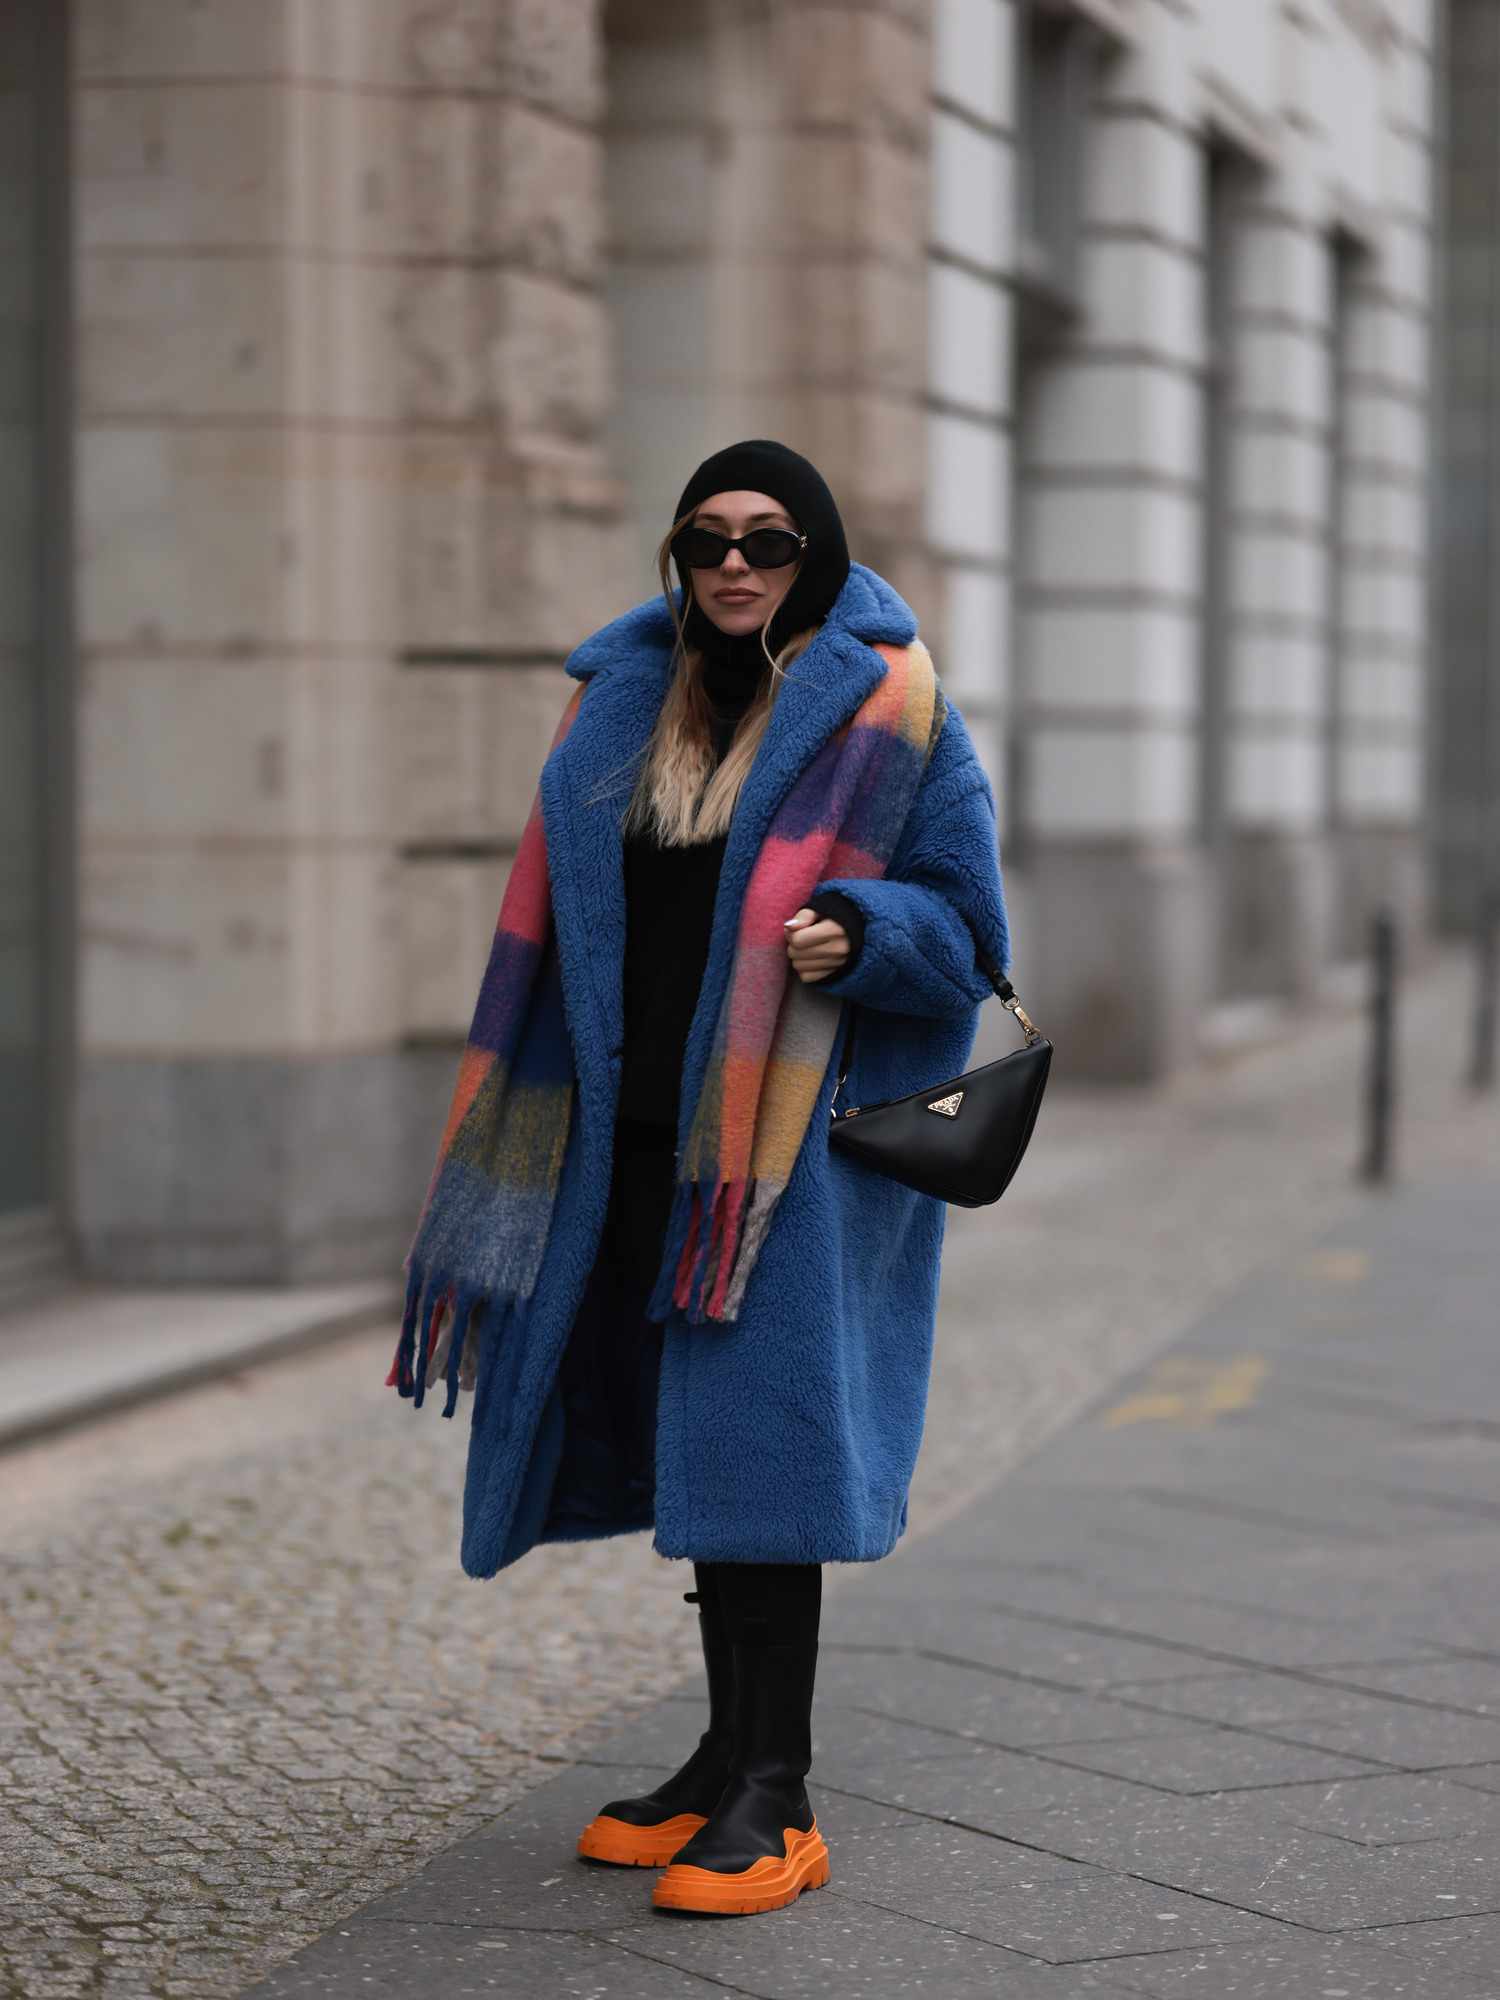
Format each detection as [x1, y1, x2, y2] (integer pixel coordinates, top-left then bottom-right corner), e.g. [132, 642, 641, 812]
[455, 559, 1011, 1578]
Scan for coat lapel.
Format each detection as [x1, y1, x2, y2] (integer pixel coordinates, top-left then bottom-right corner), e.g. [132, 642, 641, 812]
[537, 561, 919, 1121]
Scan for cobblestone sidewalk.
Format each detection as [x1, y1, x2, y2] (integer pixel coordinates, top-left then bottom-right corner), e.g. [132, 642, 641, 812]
[3, 951, 1495, 1998]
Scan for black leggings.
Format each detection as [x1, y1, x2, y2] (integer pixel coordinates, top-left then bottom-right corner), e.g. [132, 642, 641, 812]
[552, 1117, 675, 1522]
[695, 1557, 822, 1641]
[555, 1114, 824, 1622]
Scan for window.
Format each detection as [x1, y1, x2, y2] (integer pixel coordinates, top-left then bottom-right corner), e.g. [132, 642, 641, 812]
[1014, 3, 1097, 351]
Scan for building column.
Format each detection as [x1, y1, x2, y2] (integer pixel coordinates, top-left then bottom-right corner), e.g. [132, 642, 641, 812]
[390, 2, 630, 1217]
[72, 4, 407, 1279]
[924, 0, 1017, 831]
[1215, 152, 1342, 1002]
[1012, 16, 1211, 1080]
[1332, 217, 1433, 955]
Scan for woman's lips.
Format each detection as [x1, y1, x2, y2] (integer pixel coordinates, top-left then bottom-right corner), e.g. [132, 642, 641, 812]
[717, 591, 757, 604]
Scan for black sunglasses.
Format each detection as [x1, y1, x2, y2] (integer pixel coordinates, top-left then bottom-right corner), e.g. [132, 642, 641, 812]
[672, 525, 807, 571]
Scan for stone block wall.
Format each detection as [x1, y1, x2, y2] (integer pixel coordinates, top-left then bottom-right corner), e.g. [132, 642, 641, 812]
[70, 0, 630, 1277]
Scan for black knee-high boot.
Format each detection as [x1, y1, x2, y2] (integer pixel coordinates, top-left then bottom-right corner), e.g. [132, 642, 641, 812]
[576, 1560, 736, 1867]
[652, 1559, 829, 1915]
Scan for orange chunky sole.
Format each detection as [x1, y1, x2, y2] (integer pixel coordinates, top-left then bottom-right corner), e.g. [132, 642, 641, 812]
[576, 1811, 708, 1868]
[651, 1822, 830, 1915]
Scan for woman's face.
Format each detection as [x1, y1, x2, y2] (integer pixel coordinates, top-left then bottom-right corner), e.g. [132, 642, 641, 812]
[687, 489, 801, 639]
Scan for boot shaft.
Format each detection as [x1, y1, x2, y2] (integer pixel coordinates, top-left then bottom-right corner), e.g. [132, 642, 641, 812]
[697, 1560, 822, 1788]
[683, 1563, 735, 1751]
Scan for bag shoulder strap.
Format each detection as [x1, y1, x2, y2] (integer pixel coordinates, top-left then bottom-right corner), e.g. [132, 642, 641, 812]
[832, 917, 1041, 1103]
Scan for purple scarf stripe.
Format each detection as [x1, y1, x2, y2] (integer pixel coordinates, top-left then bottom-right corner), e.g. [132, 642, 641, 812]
[469, 931, 544, 1052]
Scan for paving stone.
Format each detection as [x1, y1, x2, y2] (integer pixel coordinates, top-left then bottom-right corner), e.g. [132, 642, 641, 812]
[823, 1821, 1282, 1964]
[1442, 1761, 1500, 1796]
[1170, 1539, 1500, 1656]
[1099, 1932, 1500, 1998]
[1026, 1727, 1376, 1797]
[978, 1590, 1446, 1678]
[1317, 1656, 1500, 1715]
[594, 1894, 1132, 1999]
[1105, 1822, 1500, 1932]
[809, 1721, 1158, 1828]
[991, 1788, 1500, 1924]
[241, 1919, 716, 1997]
[1106, 1671, 1500, 1770]
[797, 1810, 1082, 1899]
[811, 1650, 1189, 1752]
[1049, 1474, 1449, 1548]
[1356, 1910, 1500, 1983]
[1234, 1772, 1500, 1847]
[824, 1603, 1257, 1692]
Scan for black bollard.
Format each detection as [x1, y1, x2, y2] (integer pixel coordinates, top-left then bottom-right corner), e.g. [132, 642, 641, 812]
[1360, 906, 1397, 1185]
[1468, 885, 1498, 1094]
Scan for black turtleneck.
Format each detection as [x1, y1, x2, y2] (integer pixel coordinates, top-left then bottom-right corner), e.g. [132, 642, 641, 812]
[617, 624, 866, 1133]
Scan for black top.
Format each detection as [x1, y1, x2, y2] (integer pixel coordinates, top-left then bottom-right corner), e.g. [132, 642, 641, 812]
[617, 634, 865, 1133]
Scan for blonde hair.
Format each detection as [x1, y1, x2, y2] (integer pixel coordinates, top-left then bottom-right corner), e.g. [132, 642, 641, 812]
[614, 506, 821, 846]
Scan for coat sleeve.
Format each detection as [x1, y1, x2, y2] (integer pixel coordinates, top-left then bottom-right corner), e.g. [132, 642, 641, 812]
[804, 887, 867, 972]
[804, 699, 1011, 1021]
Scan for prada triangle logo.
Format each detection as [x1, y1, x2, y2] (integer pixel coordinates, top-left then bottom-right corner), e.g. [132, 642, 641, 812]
[926, 1089, 964, 1117]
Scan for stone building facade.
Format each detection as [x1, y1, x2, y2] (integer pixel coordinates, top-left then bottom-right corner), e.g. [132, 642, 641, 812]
[0, 0, 1466, 1292]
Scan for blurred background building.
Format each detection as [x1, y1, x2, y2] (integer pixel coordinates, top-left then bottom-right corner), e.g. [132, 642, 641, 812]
[0, 0, 1489, 1301]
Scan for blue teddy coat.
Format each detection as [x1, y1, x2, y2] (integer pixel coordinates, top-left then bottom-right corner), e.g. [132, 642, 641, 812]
[455, 559, 1012, 1577]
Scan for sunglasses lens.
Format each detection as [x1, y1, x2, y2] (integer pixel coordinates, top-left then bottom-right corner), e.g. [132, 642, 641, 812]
[672, 526, 802, 570]
[672, 527, 728, 569]
[741, 529, 802, 568]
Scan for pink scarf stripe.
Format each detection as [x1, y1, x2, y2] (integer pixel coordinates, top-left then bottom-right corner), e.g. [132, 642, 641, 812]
[660, 638, 944, 1323]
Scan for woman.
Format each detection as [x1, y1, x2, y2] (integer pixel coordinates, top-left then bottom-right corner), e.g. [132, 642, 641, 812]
[389, 439, 1011, 1918]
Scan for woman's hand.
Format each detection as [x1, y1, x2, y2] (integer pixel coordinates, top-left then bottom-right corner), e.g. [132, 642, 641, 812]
[784, 907, 852, 983]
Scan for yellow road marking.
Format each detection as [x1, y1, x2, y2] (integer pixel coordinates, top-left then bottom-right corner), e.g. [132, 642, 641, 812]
[1298, 1248, 1370, 1283]
[1102, 1354, 1268, 1429]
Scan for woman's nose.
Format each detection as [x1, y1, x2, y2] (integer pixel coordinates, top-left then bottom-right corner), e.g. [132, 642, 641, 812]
[720, 548, 750, 575]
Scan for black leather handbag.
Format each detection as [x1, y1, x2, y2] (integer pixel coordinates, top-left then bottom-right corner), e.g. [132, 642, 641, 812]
[827, 933, 1051, 1208]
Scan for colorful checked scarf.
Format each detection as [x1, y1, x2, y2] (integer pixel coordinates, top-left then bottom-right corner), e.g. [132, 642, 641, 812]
[388, 635, 944, 1414]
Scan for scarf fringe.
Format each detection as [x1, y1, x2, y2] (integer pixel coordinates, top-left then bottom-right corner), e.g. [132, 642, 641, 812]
[643, 1169, 789, 1327]
[719, 1175, 786, 1318]
[386, 1265, 491, 1417]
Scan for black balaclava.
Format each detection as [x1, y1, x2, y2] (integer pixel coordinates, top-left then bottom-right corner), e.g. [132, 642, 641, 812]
[670, 439, 851, 676]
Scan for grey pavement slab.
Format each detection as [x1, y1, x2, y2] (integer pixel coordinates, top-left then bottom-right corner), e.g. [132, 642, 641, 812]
[1023, 1726, 1380, 1796]
[1356, 1911, 1500, 1985]
[243, 1168, 1500, 1996]
[811, 1648, 1198, 1750]
[1104, 1671, 1500, 1770]
[1442, 1761, 1500, 1796]
[977, 1593, 1448, 1678]
[1231, 1771, 1500, 1847]
[1316, 1656, 1500, 1714]
[590, 1894, 1135, 1999]
[1009, 1812, 1500, 1932]
[1100, 1932, 1500, 1999]
[242, 1921, 720, 1998]
[814, 1820, 1284, 1964]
